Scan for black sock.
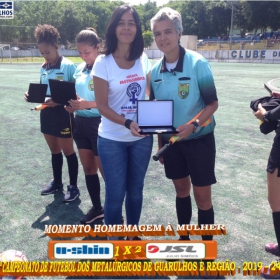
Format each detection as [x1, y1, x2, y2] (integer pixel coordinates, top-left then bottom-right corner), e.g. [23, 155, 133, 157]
[176, 195, 192, 240]
[198, 206, 214, 240]
[85, 174, 102, 210]
[272, 211, 280, 245]
[66, 153, 78, 186]
[51, 153, 63, 185]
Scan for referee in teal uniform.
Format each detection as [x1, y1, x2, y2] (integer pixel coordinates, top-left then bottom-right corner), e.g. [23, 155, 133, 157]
[150, 8, 218, 242]
[25, 24, 79, 202]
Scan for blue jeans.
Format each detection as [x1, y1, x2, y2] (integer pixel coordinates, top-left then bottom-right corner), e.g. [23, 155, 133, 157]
[98, 135, 153, 227]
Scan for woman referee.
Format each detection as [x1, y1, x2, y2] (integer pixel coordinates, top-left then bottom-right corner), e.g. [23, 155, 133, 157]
[254, 95, 280, 279]
[24, 24, 79, 202]
[150, 7, 218, 242]
[66, 28, 104, 224]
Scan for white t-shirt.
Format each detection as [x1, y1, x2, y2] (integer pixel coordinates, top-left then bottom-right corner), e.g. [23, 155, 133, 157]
[91, 53, 151, 142]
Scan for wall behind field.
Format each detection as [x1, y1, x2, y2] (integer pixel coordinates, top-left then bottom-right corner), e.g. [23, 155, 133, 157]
[2, 48, 280, 64]
[198, 49, 280, 64]
[1, 49, 79, 58]
[145, 49, 280, 64]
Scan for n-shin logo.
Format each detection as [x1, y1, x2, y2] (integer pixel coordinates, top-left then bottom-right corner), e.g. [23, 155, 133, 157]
[0, 2, 14, 19]
[146, 243, 205, 259]
[54, 243, 114, 259]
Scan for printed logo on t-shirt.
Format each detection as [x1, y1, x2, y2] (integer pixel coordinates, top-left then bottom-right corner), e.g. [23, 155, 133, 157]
[120, 74, 145, 85]
[126, 82, 141, 105]
[88, 79, 94, 91]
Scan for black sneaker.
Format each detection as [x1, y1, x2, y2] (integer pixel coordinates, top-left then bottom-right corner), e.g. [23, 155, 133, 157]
[41, 180, 63, 195]
[178, 236, 190, 240]
[63, 185, 80, 202]
[126, 236, 142, 240]
[265, 243, 280, 257]
[80, 207, 104, 224]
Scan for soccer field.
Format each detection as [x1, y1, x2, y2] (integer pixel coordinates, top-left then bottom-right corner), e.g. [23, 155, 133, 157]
[0, 62, 279, 279]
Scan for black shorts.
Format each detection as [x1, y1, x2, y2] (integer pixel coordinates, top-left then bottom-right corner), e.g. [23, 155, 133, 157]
[267, 133, 280, 177]
[73, 115, 101, 155]
[162, 132, 217, 186]
[40, 106, 74, 138]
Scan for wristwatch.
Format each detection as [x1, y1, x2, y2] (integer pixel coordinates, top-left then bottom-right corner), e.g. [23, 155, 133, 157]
[124, 119, 133, 129]
[191, 121, 201, 133]
[263, 112, 269, 122]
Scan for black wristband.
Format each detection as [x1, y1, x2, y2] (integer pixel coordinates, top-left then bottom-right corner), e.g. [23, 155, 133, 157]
[190, 121, 200, 133]
[124, 119, 133, 129]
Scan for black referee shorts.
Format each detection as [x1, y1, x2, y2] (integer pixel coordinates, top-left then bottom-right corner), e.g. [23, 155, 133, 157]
[267, 133, 280, 177]
[40, 106, 74, 138]
[162, 132, 217, 186]
[73, 115, 101, 156]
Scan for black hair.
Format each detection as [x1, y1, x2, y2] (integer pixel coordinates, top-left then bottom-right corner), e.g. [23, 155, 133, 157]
[104, 5, 144, 61]
[34, 24, 60, 46]
[75, 27, 100, 48]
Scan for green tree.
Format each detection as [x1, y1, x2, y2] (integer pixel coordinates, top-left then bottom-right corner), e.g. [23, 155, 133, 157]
[207, 1, 231, 37]
[143, 30, 154, 48]
[86, 1, 124, 40]
[3, 0, 280, 46]
[135, 0, 158, 32]
[58, 3, 81, 44]
[241, 1, 280, 34]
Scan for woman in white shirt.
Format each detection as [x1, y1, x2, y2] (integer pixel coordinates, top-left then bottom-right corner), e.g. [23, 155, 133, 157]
[92, 4, 153, 239]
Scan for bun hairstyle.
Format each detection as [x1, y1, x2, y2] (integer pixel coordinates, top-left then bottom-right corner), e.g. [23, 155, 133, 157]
[34, 24, 60, 46]
[75, 27, 100, 48]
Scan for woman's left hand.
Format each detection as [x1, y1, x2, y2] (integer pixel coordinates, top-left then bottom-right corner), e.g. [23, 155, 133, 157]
[68, 94, 86, 110]
[130, 121, 144, 137]
[176, 123, 194, 141]
[44, 98, 58, 107]
[254, 103, 266, 121]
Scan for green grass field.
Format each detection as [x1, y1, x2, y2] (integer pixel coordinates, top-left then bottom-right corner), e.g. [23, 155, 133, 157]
[0, 61, 279, 279]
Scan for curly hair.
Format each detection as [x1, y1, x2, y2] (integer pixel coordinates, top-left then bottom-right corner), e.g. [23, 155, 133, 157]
[34, 24, 60, 45]
[75, 27, 100, 47]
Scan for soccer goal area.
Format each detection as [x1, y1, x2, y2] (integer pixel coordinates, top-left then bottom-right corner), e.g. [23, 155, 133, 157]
[0, 44, 11, 63]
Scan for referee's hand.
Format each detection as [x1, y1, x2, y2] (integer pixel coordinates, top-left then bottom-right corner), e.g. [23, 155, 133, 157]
[176, 123, 194, 141]
[44, 98, 58, 107]
[68, 95, 86, 110]
[65, 105, 75, 113]
[254, 103, 266, 121]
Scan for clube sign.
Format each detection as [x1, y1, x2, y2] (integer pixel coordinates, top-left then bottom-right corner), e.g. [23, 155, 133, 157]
[231, 50, 266, 59]
[199, 49, 280, 63]
[230, 50, 280, 59]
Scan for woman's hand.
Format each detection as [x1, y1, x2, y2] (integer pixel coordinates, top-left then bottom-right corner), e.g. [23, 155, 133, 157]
[44, 98, 58, 107]
[130, 121, 144, 137]
[65, 105, 76, 113]
[68, 94, 86, 110]
[176, 123, 194, 141]
[254, 103, 267, 121]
